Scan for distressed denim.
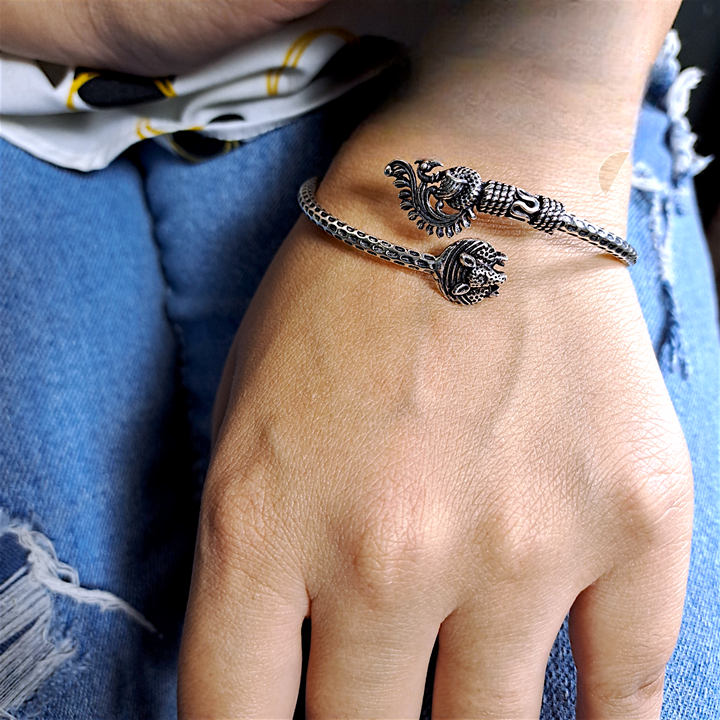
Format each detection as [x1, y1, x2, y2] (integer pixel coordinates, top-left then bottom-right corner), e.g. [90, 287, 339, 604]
[1, 31, 718, 719]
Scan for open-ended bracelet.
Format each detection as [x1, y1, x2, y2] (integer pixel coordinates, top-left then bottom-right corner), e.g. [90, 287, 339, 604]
[298, 158, 637, 306]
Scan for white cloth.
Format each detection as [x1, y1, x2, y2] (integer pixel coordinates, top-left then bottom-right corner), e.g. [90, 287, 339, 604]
[0, 0, 427, 171]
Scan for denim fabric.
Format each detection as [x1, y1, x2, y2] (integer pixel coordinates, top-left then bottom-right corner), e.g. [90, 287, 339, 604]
[1, 36, 718, 720]
[0, 141, 197, 718]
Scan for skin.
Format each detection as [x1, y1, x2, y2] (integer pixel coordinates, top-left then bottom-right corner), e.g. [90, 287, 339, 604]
[0, 0, 327, 75]
[2, 1, 693, 717]
[180, 3, 693, 718]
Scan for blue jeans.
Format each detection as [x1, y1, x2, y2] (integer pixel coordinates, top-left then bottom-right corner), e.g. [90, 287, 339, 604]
[1, 37, 718, 719]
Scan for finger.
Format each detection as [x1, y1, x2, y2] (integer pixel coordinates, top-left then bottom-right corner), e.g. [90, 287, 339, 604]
[570, 496, 693, 719]
[305, 590, 443, 719]
[432, 595, 571, 720]
[178, 486, 308, 719]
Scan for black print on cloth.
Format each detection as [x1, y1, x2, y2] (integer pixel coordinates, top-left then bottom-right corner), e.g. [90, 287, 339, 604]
[168, 132, 241, 164]
[37, 61, 69, 88]
[74, 68, 176, 108]
[314, 36, 402, 83]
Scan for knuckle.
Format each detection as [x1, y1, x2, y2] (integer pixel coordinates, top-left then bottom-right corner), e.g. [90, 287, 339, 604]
[603, 421, 694, 551]
[617, 467, 694, 549]
[339, 479, 448, 601]
[588, 668, 666, 715]
[476, 505, 551, 582]
[198, 483, 262, 571]
[199, 463, 292, 578]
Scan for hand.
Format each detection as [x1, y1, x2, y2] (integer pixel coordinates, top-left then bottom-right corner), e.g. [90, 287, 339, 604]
[177, 2, 691, 717]
[178, 208, 692, 718]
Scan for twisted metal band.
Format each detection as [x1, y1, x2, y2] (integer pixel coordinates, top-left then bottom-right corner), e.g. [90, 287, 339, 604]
[299, 177, 508, 306]
[299, 178, 437, 274]
[385, 159, 638, 265]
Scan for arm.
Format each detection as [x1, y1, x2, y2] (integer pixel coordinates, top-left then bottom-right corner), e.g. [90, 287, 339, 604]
[0, 0, 328, 74]
[179, 2, 691, 718]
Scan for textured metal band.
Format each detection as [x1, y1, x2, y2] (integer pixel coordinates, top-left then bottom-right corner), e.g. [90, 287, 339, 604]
[385, 159, 638, 265]
[299, 178, 437, 273]
[299, 177, 508, 306]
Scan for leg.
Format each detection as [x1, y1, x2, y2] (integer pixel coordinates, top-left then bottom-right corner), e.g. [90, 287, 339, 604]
[0, 140, 196, 719]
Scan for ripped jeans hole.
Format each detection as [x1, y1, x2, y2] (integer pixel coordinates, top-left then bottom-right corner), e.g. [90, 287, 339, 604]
[0, 513, 156, 719]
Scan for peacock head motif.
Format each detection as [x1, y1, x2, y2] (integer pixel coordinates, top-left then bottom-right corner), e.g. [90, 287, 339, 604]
[385, 158, 485, 238]
[433, 166, 484, 212]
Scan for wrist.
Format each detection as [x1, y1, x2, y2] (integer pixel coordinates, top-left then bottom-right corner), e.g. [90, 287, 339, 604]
[278, 213, 644, 382]
[315, 0, 681, 249]
[288, 0, 678, 319]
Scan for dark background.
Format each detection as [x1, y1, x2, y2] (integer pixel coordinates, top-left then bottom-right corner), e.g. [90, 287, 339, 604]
[674, 0, 720, 283]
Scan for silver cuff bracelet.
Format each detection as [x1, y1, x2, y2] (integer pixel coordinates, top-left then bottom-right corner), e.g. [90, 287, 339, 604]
[298, 158, 637, 306]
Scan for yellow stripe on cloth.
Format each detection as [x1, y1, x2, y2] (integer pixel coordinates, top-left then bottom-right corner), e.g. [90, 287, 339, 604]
[154, 78, 176, 98]
[136, 121, 203, 141]
[66, 71, 100, 111]
[168, 137, 239, 164]
[266, 27, 356, 97]
[135, 119, 168, 140]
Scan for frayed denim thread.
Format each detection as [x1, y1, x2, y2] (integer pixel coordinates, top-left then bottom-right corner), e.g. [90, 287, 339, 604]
[631, 30, 713, 378]
[632, 164, 688, 377]
[0, 513, 156, 719]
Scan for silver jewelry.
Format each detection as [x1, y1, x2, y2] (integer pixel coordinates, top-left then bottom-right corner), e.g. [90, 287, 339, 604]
[299, 177, 508, 305]
[385, 159, 637, 264]
[298, 159, 637, 307]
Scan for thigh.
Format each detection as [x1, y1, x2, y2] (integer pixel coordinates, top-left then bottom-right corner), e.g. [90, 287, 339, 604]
[0, 139, 196, 719]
